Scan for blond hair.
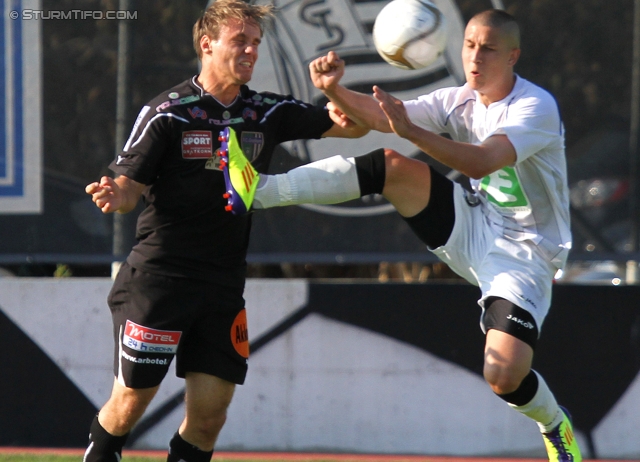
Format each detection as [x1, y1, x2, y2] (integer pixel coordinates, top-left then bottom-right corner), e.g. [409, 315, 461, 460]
[193, 0, 275, 59]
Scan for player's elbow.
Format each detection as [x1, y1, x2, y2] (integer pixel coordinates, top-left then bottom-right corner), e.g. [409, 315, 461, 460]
[464, 159, 509, 180]
[464, 166, 492, 180]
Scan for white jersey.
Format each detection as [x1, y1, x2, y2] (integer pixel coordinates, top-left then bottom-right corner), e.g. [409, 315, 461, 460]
[403, 75, 571, 269]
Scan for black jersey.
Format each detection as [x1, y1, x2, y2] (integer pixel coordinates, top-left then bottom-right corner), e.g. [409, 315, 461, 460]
[110, 76, 334, 286]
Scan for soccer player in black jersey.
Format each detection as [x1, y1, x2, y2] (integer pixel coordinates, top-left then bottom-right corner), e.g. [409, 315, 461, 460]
[84, 1, 367, 461]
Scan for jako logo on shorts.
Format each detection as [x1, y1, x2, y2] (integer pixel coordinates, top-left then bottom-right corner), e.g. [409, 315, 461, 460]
[506, 314, 535, 330]
[123, 320, 182, 354]
[231, 309, 249, 358]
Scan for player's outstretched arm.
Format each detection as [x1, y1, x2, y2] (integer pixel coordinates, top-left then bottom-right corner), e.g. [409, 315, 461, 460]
[374, 86, 516, 178]
[85, 175, 145, 214]
[309, 51, 391, 133]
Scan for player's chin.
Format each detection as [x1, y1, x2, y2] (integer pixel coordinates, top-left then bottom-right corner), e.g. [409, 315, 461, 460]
[237, 67, 254, 81]
[466, 75, 483, 89]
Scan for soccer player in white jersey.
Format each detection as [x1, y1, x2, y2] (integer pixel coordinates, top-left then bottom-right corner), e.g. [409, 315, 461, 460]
[221, 9, 580, 461]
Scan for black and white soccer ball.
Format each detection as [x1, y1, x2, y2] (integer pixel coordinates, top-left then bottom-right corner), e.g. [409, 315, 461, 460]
[372, 0, 447, 70]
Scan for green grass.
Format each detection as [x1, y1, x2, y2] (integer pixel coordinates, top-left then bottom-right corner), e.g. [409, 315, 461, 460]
[0, 457, 272, 462]
[0, 456, 175, 462]
[0, 455, 386, 462]
[0, 456, 340, 462]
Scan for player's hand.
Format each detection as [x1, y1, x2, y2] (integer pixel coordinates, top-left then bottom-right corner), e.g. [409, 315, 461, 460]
[327, 102, 353, 128]
[324, 102, 370, 138]
[309, 51, 345, 92]
[373, 85, 415, 139]
[85, 176, 124, 213]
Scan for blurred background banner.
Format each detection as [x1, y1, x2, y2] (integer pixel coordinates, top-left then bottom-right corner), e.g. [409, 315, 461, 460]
[0, 0, 637, 271]
[0, 0, 42, 214]
[1, 278, 639, 457]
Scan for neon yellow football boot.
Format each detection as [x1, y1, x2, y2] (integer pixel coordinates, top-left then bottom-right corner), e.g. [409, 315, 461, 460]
[542, 406, 582, 462]
[218, 126, 259, 215]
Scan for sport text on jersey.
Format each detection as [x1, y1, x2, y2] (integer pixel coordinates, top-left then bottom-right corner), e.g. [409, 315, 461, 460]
[182, 131, 214, 159]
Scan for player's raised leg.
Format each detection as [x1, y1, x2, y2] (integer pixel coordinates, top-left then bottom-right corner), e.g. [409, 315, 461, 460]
[221, 145, 433, 217]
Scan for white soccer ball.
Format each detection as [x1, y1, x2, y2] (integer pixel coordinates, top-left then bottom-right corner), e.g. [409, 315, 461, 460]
[372, 0, 447, 70]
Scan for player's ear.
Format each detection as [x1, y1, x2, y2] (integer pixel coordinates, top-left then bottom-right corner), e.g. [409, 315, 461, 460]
[508, 48, 520, 67]
[200, 34, 213, 56]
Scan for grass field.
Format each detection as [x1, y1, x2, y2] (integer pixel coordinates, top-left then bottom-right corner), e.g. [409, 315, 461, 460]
[0, 448, 637, 462]
[0, 454, 471, 462]
[0, 457, 162, 462]
[0, 450, 546, 462]
[0, 453, 544, 462]
[0, 454, 499, 462]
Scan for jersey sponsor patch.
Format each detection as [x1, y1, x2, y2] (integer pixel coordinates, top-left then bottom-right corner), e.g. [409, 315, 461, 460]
[187, 106, 208, 120]
[240, 131, 264, 161]
[182, 130, 213, 159]
[480, 166, 531, 213]
[156, 94, 200, 112]
[123, 320, 182, 354]
[230, 309, 249, 359]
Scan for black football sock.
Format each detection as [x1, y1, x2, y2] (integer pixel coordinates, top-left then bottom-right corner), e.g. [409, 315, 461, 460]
[167, 432, 214, 462]
[496, 369, 539, 405]
[84, 414, 129, 462]
[354, 148, 386, 196]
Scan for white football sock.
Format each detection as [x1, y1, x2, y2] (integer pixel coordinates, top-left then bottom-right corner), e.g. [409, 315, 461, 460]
[508, 371, 564, 433]
[253, 155, 361, 209]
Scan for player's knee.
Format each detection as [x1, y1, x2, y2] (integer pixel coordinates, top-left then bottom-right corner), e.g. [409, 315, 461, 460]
[105, 385, 156, 425]
[383, 148, 404, 172]
[188, 410, 229, 443]
[383, 149, 425, 190]
[483, 362, 527, 395]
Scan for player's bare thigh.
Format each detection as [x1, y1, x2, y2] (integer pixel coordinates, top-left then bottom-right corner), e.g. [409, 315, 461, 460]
[381, 149, 432, 217]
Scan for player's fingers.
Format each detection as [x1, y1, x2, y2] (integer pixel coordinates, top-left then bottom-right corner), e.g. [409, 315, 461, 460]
[327, 102, 345, 117]
[99, 176, 115, 187]
[327, 51, 343, 67]
[317, 56, 332, 73]
[312, 55, 330, 69]
[85, 182, 99, 194]
[309, 57, 321, 72]
[96, 195, 115, 212]
[374, 90, 390, 105]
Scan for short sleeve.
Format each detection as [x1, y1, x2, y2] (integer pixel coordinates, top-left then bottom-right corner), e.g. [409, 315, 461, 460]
[109, 106, 177, 184]
[403, 92, 448, 134]
[493, 93, 563, 163]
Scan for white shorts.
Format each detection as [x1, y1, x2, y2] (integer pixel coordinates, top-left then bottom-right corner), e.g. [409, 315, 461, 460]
[430, 183, 557, 334]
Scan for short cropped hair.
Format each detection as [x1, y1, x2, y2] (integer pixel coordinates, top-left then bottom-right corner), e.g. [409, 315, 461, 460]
[469, 9, 520, 48]
[193, 0, 275, 59]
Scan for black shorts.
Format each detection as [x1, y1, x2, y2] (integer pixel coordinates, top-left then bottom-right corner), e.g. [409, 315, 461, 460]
[107, 261, 249, 388]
